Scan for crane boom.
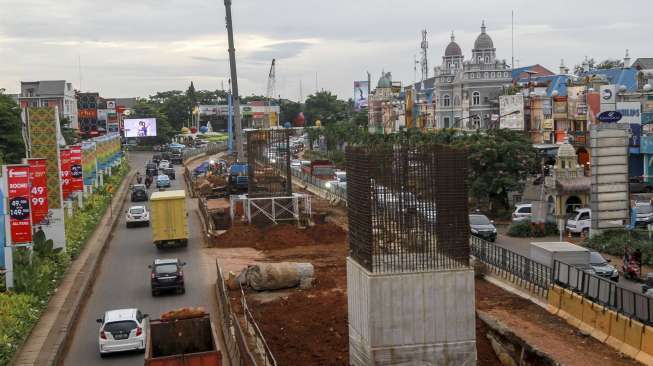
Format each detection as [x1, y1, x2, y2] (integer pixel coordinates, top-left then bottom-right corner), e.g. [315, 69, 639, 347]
[266, 59, 276, 127]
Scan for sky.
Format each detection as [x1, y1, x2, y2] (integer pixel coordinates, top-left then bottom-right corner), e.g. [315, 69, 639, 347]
[1, 0, 651, 102]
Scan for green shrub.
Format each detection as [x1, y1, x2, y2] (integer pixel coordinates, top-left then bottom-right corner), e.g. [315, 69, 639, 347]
[507, 220, 559, 238]
[0, 293, 41, 365]
[584, 229, 653, 266]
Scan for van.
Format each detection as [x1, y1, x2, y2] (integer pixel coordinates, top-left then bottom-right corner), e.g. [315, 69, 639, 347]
[565, 208, 591, 235]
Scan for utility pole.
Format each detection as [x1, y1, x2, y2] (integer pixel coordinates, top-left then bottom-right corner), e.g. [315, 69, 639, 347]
[224, 0, 244, 161]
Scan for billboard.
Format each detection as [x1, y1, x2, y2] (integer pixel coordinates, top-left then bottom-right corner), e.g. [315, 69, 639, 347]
[60, 148, 71, 200]
[499, 95, 524, 130]
[28, 107, 62, 209]
[70, 145, 83, 192]
[124, 118, 157, 137]
[617, 102, 642, 147]
[28, 159, 49, 226]
[354, 81, 369, 111]
[82, 141, 97, 186]
[7, 165, 32, 244]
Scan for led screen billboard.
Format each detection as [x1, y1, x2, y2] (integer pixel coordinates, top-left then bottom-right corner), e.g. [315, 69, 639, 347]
[124, 118, 157, 137]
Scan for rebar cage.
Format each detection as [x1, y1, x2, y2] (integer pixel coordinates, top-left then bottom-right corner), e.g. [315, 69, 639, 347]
[246, 129, 292, 198]
[346, 143, 470, 273]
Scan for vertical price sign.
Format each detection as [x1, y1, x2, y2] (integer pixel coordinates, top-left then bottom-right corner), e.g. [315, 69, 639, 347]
[7, 165, 32, 244]
[60, 148, 71, 200]
[70, 145, 83, 193]
[28, 158, 49, 226]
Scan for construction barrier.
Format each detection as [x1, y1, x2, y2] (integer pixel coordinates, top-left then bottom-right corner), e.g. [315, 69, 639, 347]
[556, 289, 576, 322]
[636, 325, 653, 365]
[621, 319, 645, 360]
[590, 304, 612, 343]
[579, 299, 599, 335]
[547, 285, 562, 314]
[606, 312, 627, 350]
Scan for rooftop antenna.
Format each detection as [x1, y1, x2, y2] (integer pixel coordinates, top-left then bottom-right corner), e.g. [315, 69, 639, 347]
[420, 29, 428, 82]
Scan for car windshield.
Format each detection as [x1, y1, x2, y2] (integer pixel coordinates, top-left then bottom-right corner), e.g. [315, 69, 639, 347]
[104, 320, 137, 333]
[158, 175, 168, 180]
[636, 205, 653, 214]
[130, 207, 145, 214]
[155, 264, 178, 274]
[470, 215, 491, 225]
[590, 252, 608, 266]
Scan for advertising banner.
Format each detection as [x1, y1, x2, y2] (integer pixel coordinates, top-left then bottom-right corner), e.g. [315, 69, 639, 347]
[0, 186, 4, 268]
[7, 165, 32, 244]
[616, 102, 641, 125]
[70, 145, 83, 192]
[600, 84, 617, 112]
[499, 95, 525, 130]
[123, 118, 157, 137]
[354, 81, 369, 111]
[59, 148, 71, 200]
[82, 141, 97, 186]
[28, 159, 49, 226]
[27, 107, 62, 209]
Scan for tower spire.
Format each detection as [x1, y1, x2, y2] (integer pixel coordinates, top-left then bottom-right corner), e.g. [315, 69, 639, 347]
[481, 20, 486, 33]
[450, 31, 455, 42]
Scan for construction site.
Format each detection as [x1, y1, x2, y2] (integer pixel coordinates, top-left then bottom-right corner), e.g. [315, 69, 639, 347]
[185, 129, 647, 366]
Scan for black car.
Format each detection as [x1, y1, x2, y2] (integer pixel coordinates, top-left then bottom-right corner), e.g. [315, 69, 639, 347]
[469, 214, 497, 242]
[149, 259, 186, 296]
[131, 184, 148, 202]
[152, 154, 162, 164]
[145, 162, 158, 177]
[163, 167, 176, 180]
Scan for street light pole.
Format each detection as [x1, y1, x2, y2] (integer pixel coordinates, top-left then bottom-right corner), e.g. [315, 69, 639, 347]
[224, 0, 244, 161]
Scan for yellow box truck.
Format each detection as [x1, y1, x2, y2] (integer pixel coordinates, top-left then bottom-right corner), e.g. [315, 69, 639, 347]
[150, 190, 189, 248]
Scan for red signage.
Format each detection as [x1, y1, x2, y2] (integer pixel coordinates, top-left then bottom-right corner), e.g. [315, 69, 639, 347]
[60, 148, 71, 200]
[70, 145, 83, 193]
[28, 159, 49, 226]
[7, 165, 32, 244]
[79, 109, 97, 119]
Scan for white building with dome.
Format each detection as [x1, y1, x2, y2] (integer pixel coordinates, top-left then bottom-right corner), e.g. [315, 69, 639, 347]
[433, 21, 512, 130]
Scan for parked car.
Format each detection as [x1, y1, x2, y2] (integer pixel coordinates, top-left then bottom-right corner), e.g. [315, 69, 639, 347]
[131, 184, 148, 202]
[158, 160, 170, 170]
[149, 258, 186, 296]
[643, 273, 653, 297]
[469, 214, 497, 242]
[588, 251, 619, 282]
[566, 208, 591, 236]
[156, 174, 171, 188]
[512, 203, 532, 222]
[629, 176, 653, 193]
[126, 205, 150, 228]
[163, 167, 176, 180]
[635, 202, 653, 226]
[97, 308, 148, 357]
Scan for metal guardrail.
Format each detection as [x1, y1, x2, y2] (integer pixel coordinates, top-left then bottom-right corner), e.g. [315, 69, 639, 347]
[470, 236, 552, 297]
[240, 285, 278, 366]
[553, 260, 653, 325]
[182, 142, 227, 161]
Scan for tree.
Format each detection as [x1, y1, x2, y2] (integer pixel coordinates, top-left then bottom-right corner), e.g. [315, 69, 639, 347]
[304, 91, 349, 125]
[186, 82, 197, 106]
[0, 90, 26, 163]
[279, 99, 302, 126]
[574, 58, 595, 75]
[596, 58, 624, 69]
[59, 117, 79, 145]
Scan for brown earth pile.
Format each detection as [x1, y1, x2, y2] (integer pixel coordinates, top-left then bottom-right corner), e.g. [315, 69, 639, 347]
[212, 223, 347, 250]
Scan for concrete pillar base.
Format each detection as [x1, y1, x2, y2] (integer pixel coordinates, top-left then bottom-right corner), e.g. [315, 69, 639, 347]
[347, 257, 477, 366]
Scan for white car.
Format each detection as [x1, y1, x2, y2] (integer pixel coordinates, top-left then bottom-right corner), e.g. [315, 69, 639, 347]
[126, 206, 150, 228]
[512, 203, 532, 222]
[97, 308, 148, 357]
[158, 160, 170, 170]
[566, 208, 591, 235]
[290, 159, 301, 170]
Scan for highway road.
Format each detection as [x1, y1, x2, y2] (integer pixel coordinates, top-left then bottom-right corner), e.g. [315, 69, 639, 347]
[63, 151, 218, 365]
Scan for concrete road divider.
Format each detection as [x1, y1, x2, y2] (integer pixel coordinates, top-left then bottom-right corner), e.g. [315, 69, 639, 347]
[556, 288, 575, 322]
[621, 319, 644, 360]
[606, 312, 627, 350]
[579, 299, 599, 335]
[590, 304, 612, 343]
[547, 285, 562, 315]
[636, 325, 653, 365]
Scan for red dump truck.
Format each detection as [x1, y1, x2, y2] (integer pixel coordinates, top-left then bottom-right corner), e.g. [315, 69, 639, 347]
[144, 309, 221, 366]
[301, 159, 335, 180]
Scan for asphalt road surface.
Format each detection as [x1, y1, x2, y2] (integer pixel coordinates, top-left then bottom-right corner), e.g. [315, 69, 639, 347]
[63, 152, 216, 365]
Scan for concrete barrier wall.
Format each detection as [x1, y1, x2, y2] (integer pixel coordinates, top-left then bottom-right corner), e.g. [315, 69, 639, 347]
[548, 285, 653, 364]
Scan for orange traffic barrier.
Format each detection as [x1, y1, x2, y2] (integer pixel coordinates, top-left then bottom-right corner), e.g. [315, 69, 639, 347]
[636, 325, 653, 365]
[621, 319, 645, 360]
[590, 304, 612, 343]
[547, 285, 562, 315]
[606, 312, 627, 350]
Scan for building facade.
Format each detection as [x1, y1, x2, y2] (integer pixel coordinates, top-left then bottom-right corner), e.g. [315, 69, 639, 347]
[433, 22, 512, 130]
[19, 80, 78, 128]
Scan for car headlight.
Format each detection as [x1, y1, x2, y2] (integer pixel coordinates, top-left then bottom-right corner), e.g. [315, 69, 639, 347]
[492, 228, 497, 233]
[325, 182, 332, 188]
[471, 228, 478, 234]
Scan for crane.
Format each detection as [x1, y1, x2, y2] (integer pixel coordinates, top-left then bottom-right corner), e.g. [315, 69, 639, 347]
[266, 59, 276, 127]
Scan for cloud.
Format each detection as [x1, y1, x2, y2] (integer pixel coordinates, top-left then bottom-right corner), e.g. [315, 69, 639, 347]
[191, 56, 224, 63]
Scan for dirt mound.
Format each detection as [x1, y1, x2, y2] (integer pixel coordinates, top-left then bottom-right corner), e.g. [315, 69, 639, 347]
[212, 223, 346, 250]
[306, 223, 347, 244]
[250, 290, 348, 365]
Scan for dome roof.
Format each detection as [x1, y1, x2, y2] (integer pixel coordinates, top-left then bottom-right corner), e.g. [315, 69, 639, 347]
[557, 142, 577, 158]
[377, 72, 392, 88]
[444, 31, 462, 57]
[474, 21, 494, 49]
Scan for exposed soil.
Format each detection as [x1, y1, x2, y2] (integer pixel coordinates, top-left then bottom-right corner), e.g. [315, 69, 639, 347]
[475, 318, 504, 366]
[212, 223, 347, 251]
[475, 279, 641, 366]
